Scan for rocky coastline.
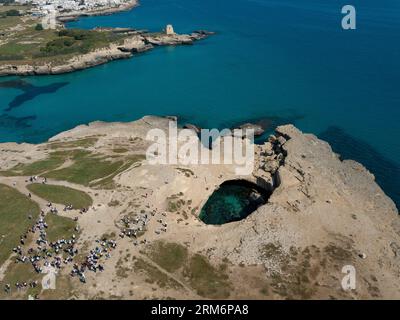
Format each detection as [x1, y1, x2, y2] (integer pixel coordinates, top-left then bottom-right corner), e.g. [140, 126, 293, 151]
[0, 116, 399, 299]
[0, 0, 214, 77]
[0, 31, 213, 76]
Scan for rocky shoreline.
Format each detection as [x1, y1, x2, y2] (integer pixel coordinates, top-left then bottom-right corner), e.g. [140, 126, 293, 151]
[1, 116, 398, 299]
[0, 31, 213, 76]
[0, 0, 214, 77]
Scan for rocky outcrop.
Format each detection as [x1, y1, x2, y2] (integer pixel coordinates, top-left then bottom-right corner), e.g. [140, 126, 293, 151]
[1, 117, 398, 299]
[0, 31, 213, 76]
[143, 31, 214, 46]
[0, 47, 132, 76]
[183, 123, 202, 134]
[237, 122, 265, 136]
[210, 124, 400, 299]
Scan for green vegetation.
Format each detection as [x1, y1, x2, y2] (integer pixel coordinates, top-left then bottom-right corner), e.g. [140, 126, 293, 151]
[116, 257, 131, 278]
[18, 156, 65, 174]
[0, 8, 20, 17]
[1, 153, 66, 176]
[143, 241, 231, 298]
[324, 243, 353, 262]
[176, 168, 194, 177]
[101, 231, 116, 240]
[45, 213, 77, 243]
[90, 155, 145, 189]
[108, 199, 120, 207]
[0, 198, 78, 299]
[0, 184, 40, 266]
[145, 241, 188, 273]
[27, 183, 93, 208]
[260, 242, 284, 259]
[112, 148, 129, 154]
[44, 155, 124, 186]
[133, 257, 183, 289]
[0, 148, 142, 188]
[0, 262, 42, 299]
[46, 137, 98, 150]
[0, 11, 129, 64]
[0, 26, 56, 61]
[259, 244, 322, 299]
[38, 29, 126, 57]
[166, 193, 186, 213]
[34, 23, 43, 31]
[183, 254, 231, 299]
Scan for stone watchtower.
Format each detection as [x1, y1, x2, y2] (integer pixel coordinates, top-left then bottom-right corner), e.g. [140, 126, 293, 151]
[165, 24, 175, 35]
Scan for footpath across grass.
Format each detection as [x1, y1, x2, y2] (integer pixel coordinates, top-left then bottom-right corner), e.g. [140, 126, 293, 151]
[27, 183, 93, 208]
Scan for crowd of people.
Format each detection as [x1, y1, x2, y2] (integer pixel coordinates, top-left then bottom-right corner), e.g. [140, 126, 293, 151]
[3, 179, 171, 297]
[71, 238, 117, 283]
[5, 208, 80, 294]
[3, 188, 87, 296]
[118, 209, 168, 239]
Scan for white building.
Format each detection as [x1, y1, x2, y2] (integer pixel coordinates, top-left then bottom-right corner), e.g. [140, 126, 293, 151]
[165, 24, 175, 35]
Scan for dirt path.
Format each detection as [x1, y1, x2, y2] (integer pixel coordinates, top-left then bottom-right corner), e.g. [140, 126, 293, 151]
[1, 176, 48, 208]
[0, 254, 15, 282]
[136, 252, 199, 298]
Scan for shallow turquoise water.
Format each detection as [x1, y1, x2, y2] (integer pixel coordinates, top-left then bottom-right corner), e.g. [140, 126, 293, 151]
[0, 0, 399, 207]
[199, 180, 267, 225]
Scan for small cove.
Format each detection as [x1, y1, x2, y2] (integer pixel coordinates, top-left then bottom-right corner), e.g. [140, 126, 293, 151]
[199, 180, 271, 225]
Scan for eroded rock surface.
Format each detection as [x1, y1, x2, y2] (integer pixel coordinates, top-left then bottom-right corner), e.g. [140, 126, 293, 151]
[0, 118, 398, 300]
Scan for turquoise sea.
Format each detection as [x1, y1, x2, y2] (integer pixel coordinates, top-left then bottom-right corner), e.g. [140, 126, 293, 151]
[0, 0, 399, 208]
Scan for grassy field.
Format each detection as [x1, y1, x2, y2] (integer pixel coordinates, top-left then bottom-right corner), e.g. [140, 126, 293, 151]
[0, 211, 78, 300]
[0, 148, 142, 187]
[27, 183, 93, 208]
[145, 241, 188, 273]
[143, 241, 232, 298]
[90, 155, 145, 189]
[44, 156, 124, 186]
[0, 261, 42, 299]
[183, 254, 231, 299]
[2, 153, 66, 176]
[0, 150, 92, 176]
[43, 151, 144, 187]
[0, 27, 126, 63]
[45, 213, 78, 243]
[112, 148, 129, 154]
[46, 137, 98, 150]
[0, 184, 40, 266]
[133, 257, 183, 290]
[0, 25, 56, 61]
[0, 6, 129, 64]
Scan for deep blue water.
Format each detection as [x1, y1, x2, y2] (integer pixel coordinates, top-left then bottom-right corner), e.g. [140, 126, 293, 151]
[0, 0, 399, 207]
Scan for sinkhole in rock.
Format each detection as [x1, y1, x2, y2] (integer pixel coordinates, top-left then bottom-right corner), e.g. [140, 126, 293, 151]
[199, 180, 271, 225]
